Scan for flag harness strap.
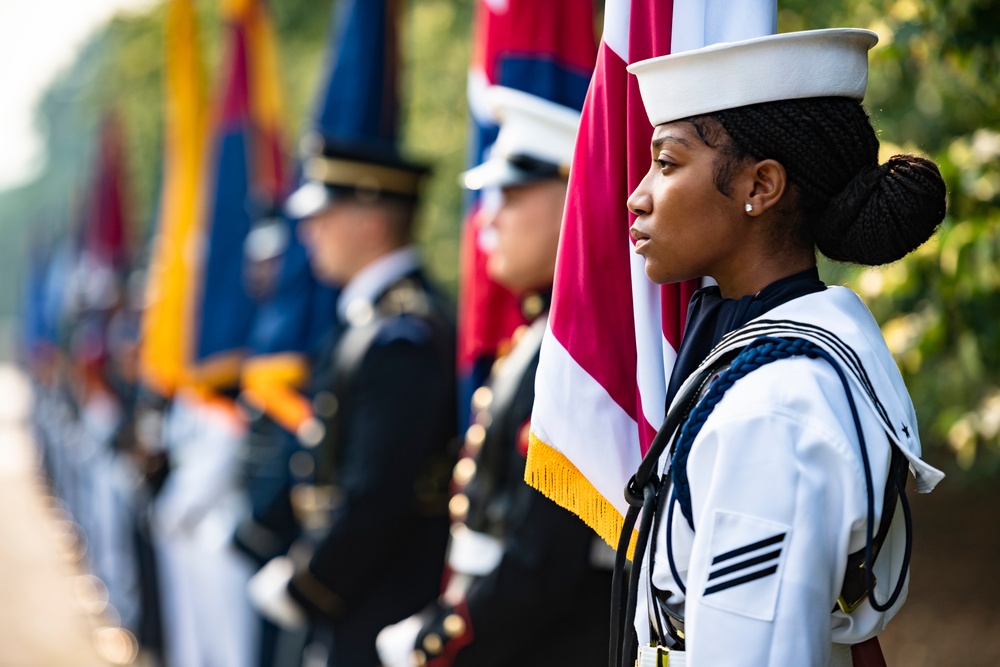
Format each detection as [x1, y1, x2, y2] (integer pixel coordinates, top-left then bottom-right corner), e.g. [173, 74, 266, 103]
[611, 335, 912, 667]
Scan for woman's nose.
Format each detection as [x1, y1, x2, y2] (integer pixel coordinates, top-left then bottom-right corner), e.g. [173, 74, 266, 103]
[627, 176, 651, 217]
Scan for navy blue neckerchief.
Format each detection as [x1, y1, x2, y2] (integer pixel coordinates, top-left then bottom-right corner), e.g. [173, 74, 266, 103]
[665, 267, 827, 410]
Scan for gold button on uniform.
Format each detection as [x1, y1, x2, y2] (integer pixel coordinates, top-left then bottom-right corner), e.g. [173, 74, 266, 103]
[464, 423, 486, 453]
[449, 494, 469, 521]
[471, 386, 493, 411]
[452, 457, 477, 486]
[521, 293, 545, 319]
[423, 633, 443, 655]
[443, 613, 466, 638]
[312, 391, 339, 418]
[412, 649, 427, 666]
[296, 417, 325, 448]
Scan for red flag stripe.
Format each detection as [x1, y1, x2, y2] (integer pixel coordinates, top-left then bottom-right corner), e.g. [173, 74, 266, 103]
[550, 42, 638, 422]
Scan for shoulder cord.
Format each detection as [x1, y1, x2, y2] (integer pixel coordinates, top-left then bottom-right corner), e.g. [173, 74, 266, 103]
[612, 336, 913, 665]
[610, 348, 743, 667]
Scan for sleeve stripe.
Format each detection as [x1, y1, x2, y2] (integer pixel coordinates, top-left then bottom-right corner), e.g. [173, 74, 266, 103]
[704, 564, 779, 596]
[708, 548, 781, 581]
[712, 532, 786, 564]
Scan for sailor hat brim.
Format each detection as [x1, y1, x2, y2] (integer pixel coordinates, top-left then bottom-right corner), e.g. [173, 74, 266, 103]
[460, 86, 581, 191]
[627, 28, 879, 127]
[461, 153, 566, 191]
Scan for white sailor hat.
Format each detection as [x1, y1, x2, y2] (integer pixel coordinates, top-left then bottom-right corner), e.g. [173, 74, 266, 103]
[461, 87, 582, 191]
[627, 28, 878, 127]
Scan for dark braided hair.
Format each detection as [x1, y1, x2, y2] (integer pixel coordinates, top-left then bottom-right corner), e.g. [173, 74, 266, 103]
[697, 97, 947, 266]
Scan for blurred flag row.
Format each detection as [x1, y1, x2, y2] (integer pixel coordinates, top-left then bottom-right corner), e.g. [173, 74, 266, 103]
[140, 0, 287, 403]
[19, 0, 780, 598]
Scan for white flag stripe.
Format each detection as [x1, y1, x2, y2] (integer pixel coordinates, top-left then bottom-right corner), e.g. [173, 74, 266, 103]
[631, 245, 671, 431]
[672, 0, 777, 55]
[670, 0, 710, 53]
[532, 327, 642, 517]
[603, 0, 631, 62]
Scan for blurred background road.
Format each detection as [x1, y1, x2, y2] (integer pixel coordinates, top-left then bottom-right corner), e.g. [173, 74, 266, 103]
[0, 365, 136, 667]
[1, 356, 998, 665]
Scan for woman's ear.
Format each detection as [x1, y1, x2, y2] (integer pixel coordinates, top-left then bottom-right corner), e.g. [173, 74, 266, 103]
[742, 159, 787, 216]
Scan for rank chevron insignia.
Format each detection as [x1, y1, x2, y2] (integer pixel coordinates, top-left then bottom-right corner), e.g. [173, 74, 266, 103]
[705, 532, 786, 596]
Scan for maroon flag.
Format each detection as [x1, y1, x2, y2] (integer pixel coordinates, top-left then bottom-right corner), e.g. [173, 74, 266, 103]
[84, 113, 130, 270]
[527, 0, 776, 548]
[457, 0, 598, 421]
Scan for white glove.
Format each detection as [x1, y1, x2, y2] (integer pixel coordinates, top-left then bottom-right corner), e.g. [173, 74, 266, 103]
[247, 556, 307, 630]
[376, 614, 424, 667]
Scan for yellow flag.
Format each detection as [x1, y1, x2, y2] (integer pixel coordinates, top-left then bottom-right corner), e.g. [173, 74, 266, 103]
[138, 0, 208, 397]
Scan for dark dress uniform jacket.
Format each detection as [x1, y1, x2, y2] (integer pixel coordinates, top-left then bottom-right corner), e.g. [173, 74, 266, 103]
[288, 267, 458, 667]
[413, 313, 611, 667]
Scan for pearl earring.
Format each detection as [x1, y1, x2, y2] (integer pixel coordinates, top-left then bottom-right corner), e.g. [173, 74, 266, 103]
[745, 203, 754, 213]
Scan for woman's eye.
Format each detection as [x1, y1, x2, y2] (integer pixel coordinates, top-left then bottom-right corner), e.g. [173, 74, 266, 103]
[657, 159, 674, 169]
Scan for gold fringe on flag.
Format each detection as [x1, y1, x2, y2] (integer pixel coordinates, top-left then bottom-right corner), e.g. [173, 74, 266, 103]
[525, 431, 637, 560]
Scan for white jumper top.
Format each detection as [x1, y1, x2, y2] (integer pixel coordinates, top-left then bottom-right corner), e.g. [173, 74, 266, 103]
[637, 287, 943, 666]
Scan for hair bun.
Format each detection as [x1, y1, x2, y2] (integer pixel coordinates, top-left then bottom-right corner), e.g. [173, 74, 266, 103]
[813, 154, 946, 266]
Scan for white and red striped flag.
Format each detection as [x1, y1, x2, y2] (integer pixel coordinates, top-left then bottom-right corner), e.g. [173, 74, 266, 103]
[526, 0, 777, 550]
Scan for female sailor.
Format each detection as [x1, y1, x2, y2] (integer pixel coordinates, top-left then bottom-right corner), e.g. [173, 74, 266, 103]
[617, 28, 947, 666]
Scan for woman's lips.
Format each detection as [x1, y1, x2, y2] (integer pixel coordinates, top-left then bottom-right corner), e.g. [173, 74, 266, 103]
[630, 225, 650, 254]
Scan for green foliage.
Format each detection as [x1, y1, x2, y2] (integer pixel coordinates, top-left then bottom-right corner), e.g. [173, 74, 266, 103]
[3, 0, 998, 478]
[403, 0, 475, 292]
[854, 130, 1000, 478]
[861, 2, 1000, 477]
[0, 0, 473, 295]
[96, 5, 168, 241]
[780, 0, 999, 152]
[783, 0, 1000, 475]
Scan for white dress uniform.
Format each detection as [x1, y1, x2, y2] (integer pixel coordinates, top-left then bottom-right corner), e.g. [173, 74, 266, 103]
[153, 394, 258, 667]
[636, 287, 944, 666]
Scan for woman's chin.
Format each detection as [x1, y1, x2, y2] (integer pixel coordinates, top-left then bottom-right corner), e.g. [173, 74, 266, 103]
[642, 261, 673, 286]
[643, 262, 695, 287]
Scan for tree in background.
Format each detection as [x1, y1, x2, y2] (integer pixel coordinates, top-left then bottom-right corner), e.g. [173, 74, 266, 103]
[779, 0, 1000, 475]
[3, 0, 998, 476]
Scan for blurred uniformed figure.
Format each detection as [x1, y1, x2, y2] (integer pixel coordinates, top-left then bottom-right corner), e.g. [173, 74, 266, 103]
[231, 203, 312, 667]
[376, 87, 613, 667]
[247, 136, 458, 667]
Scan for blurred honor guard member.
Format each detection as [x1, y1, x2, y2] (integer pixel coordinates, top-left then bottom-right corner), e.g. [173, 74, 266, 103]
[247, 136, 458, 667]
[377, 87, 613, 667]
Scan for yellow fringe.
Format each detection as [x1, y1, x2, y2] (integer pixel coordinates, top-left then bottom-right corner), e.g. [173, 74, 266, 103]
[525, 431, 637, 560]
[189, 349, 246, 391]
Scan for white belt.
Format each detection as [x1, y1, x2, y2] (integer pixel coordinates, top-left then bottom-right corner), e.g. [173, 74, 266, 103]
[637, 645, 685, 666]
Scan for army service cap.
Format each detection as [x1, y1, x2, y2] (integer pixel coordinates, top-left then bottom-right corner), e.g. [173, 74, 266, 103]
[285, 134, 429, 219]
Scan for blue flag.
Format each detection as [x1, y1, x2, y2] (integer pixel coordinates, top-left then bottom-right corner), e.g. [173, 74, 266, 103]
[189, 0, 287, 390]
[242, 0, 402, 431]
